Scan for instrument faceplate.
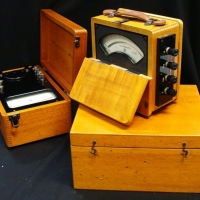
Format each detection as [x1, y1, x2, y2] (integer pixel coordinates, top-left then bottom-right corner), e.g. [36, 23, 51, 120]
[99, 33, 144, 65]
[95, 24, 148, 75]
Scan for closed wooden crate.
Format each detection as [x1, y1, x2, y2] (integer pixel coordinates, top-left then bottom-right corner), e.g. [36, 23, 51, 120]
[70, 85, 200, 193]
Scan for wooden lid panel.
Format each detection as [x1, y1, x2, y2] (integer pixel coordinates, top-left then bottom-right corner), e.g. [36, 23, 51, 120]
[70, 57, 150, 125]
[40, 9, 87, 93]
[70, 85, 200, 148]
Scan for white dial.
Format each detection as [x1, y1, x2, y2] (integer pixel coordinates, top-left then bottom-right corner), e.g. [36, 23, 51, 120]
[99, 34, 144, 64]
[6, 89, 57, 108]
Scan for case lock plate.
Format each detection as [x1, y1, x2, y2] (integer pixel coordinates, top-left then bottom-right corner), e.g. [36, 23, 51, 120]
[9, 114, 20, 128]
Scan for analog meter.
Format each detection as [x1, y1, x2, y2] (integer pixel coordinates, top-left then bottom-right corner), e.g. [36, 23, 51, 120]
[99, 33, 144, 65]
[94, 24, 148, 75]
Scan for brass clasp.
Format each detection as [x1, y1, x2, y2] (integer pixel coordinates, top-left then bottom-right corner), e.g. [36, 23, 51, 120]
[9, 114, 20, 128]
[90, 140, 97, 155]
[181, 142, 188, 157]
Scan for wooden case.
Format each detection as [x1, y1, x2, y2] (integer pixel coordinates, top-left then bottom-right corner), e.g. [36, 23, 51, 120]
[0, 9, 87, 147]
[70, 85, 200, 193]
[91, 10, 183, 117]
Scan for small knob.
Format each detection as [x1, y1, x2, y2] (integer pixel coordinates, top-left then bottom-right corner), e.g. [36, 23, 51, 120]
[164, 87, 177, 97]
[165, 75, 177, 84]
[160, 59, 178, 70]
[161, 74, 177, 84]
[37, 71, 44, 80]
[0, 80, 4, 94]
[163, 47, 178, 56]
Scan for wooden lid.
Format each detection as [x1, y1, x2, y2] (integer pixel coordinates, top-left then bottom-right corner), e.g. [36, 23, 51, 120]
[70, 57, 151, 125]
[70, 85, 200, 148]
[40, 9, 87, 93]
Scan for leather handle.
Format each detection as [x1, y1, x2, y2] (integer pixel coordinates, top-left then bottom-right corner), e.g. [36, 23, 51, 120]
[103, 8, 166, 26]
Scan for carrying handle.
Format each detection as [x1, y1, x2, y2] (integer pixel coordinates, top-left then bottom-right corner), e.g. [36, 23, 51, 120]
[103, 8, 166, 26]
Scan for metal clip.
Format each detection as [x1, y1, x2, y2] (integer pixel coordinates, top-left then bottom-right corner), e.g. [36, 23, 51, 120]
[74, 36, 80, 48]
[144, 18, 157, 25]
[181, 142, 188, 157]
[9, 114, 20, 128]
[90, 140, 97, 155]
[107, 12, 116, 17]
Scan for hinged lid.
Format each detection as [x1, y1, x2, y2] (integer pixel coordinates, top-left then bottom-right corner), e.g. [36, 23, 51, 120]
[70, 85, 200, 149]
[40, 9, 87, 93]
[70, 57, 151, 125]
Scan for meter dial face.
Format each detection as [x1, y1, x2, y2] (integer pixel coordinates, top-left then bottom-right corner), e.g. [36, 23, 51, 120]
[5, 88, 57, 109]
[99, 34, 144, 65]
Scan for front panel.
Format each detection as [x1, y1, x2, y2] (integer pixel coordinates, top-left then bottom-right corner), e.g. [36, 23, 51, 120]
[71, 146, 200, 193]
[94, 24, 148, 75]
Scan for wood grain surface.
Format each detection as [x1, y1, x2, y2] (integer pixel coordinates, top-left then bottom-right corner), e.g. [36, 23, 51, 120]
[70, 58, 150, 125]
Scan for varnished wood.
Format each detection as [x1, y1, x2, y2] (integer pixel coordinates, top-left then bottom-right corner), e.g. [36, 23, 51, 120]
[40, 9, 87, 93]
[71, 147, 200, 192]
[70, 85, 200, 148]
[70, 58, 150, 125]
[70, 85, 200, 192]
[0, 66, 71, 147]
[0, 9, 87, 147]
[91, 13, 183, 116]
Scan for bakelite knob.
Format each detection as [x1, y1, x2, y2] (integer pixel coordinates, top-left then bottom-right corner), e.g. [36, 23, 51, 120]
[160, 59, 178, 70]
[163, 47, 178, 56]
[161, 74, 177, 84]
[165, 75, 177, 84]
[164, 87, 177, 97]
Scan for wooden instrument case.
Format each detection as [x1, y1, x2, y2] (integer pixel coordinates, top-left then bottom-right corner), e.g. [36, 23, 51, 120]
[0, 9, 87, 147]
[70, 85, 200, 193]
[91, 10, 183, 117]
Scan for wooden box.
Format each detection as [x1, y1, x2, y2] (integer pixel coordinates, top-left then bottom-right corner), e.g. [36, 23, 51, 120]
[0, 9, 87, 147]
[70, 85, 200, 193]
[91, 9, 183, 117]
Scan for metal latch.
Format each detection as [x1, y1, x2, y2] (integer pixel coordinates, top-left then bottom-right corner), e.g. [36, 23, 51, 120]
[9, 114, 20, 128]
[74, 36, 80, 48]
[90, 140, 97, 155]
[144, 18, 157, 25]
[181, 142, 188, 157]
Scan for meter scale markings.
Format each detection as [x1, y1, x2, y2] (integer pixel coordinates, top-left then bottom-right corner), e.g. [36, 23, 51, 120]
[99, 34, 144, 64]
[5, 89, 57, 109]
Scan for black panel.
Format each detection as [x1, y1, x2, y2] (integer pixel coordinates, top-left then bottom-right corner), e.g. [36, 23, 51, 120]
[94, 24, 148, 75]
[156, 34, 178, 106]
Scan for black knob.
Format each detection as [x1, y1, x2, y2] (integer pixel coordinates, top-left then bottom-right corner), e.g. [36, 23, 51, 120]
[163, 47, 178, 56]
[160, 59, 178, 70]
[0, 80, 3, 94]
[164, 87, 177, 97]
[161, 74, 177, 84]
[166, 75, 177, 83]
